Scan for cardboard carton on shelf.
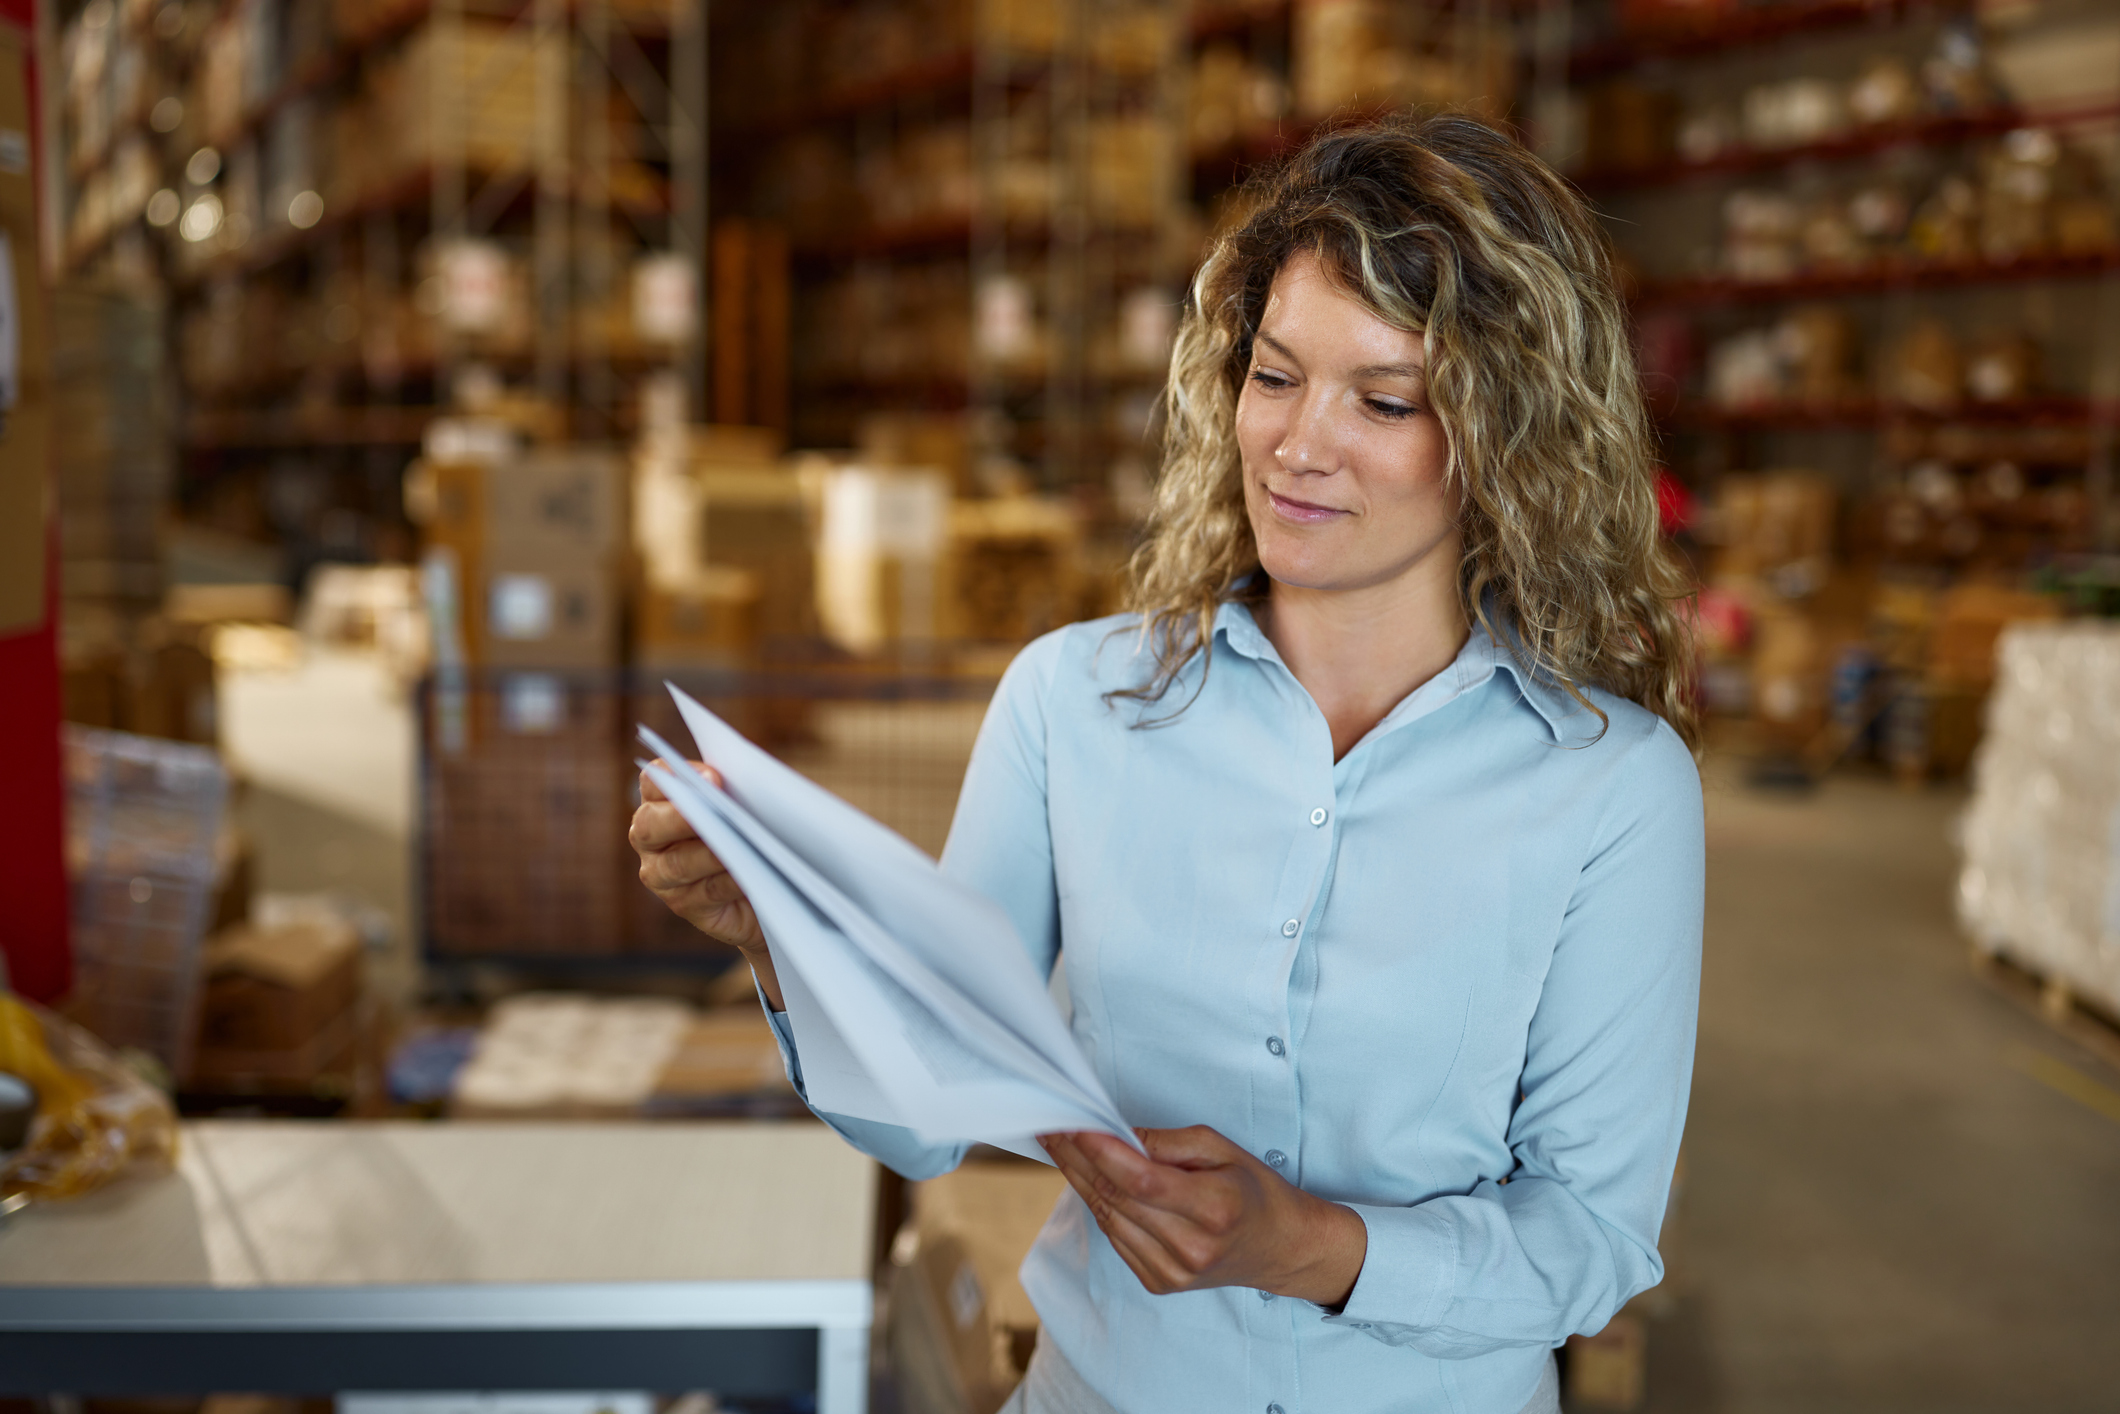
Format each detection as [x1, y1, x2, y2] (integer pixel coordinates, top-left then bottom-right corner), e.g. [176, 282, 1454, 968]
[479, 559, 622, 671]
[1709, 471, 1837, 587]
[858, 411, 973, 497]
[815, 465, 952, 657]
[409, 446, 628, 672]
[945, 496, 1087, 646]
[634, 428, 815, 651]
[487, 446, 626, 561]
[634, 566, 761, 672]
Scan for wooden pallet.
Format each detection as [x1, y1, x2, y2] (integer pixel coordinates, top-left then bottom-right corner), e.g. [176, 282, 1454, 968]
[1969, 946, 2120, 1074]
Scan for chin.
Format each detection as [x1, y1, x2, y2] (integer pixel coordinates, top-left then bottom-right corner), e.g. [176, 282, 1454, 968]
[1256, 538, 1360, 594]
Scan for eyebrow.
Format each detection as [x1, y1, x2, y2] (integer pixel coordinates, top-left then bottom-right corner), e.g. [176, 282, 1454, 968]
[1256, 331, 1425, 383]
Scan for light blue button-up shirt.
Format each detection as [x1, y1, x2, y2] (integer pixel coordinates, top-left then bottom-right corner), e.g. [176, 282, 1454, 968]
[766, 602, 1703, 1414]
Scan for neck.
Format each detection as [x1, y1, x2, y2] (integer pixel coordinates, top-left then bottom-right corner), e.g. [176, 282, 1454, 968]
[1257, 559, 1470, 762]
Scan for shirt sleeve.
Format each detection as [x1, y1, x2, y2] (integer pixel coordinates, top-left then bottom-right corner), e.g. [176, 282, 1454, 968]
[757, 629, 1068, 1181]
[1324, 716, 1704, 1358]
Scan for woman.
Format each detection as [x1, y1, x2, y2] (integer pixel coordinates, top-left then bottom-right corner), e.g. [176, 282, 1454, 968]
[631, 115, 1703, 1414]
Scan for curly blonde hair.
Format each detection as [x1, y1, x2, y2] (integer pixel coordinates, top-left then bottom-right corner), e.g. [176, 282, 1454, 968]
[1122, 113, 1696, 747]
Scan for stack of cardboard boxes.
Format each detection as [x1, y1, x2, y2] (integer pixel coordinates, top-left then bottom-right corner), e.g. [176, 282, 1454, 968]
[190, 912, 364, 1090]
[410, 441, 635, 957]
[1702, 469, 2065, 776]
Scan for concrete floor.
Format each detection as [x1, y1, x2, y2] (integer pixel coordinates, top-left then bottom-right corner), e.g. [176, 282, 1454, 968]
[1640, 766, 2120, 1414]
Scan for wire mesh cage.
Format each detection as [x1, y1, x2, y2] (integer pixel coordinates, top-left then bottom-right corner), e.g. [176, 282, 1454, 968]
[63, 726, 231, 1072]
[418, 664, 1000, 967]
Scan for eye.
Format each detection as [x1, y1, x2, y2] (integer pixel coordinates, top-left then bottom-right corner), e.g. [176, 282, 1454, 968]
[1366, 398, 1420, 419]
[1247, 368, 1293, 391]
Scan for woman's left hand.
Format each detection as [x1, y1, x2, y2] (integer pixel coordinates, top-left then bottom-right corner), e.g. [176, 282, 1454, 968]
[1040, 1126, 1368, 1307]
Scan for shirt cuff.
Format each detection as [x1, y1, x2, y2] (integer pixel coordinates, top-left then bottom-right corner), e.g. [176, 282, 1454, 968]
[1317, 1201, 1459, 1344]
[756, 977, 808, 1095]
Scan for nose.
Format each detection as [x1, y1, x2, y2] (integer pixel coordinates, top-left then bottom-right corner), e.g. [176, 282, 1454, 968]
[1274, 385, 1339, 477]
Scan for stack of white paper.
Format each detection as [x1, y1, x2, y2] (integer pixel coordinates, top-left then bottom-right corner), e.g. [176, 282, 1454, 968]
[638, 685, 1138, 1162]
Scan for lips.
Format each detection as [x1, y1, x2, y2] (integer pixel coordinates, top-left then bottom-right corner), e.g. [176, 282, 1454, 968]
[1267, 489, 1349, 525]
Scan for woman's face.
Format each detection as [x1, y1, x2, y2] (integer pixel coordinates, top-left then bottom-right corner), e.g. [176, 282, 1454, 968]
[1235, 252, 1460, 597]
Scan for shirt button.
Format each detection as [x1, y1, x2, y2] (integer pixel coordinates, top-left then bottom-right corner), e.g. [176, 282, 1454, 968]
[1267, 1405, 1286, 1414]
[1266, 1035, 1285, 1057]
[1257, 1288, 1275, 1302]
[1310, 807, 1328, 826]
[1280, 918, 1300, 937]
[1265, 1149, 1287, 1168]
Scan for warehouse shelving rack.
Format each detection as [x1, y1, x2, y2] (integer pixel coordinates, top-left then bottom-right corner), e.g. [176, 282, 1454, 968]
[50, 0, 709, 539]
[1555, 0, 2120, 561]
[715, 0, 1189, 493]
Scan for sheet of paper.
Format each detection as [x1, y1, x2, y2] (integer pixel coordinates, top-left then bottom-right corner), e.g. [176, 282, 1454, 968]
[666, 690, 1122, 1104]
[638, 735, 1118, 1147]
[646, 735, 1117, 1124]
[638, 687, 1138, 1157]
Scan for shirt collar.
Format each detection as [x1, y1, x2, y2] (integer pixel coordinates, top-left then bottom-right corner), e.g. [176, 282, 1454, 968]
[1212, 597, 1589, 746]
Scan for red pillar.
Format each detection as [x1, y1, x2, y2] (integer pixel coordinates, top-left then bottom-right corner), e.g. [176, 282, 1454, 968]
[0, 535, 66, 1003]
[0, 0, 69, 1003]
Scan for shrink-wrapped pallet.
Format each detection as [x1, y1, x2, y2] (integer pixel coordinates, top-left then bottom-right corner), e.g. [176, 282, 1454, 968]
[1957, 623, 2120, 1015]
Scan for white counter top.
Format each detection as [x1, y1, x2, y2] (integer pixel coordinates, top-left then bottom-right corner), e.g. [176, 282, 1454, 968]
[0, 1120, 879, 1410]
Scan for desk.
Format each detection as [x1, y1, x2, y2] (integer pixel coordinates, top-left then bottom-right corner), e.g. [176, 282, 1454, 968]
[0, 1120, 876, 1413]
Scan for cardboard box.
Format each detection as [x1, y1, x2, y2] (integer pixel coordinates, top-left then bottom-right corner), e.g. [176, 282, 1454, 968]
[647, 1005, 796, 1108]
[635, 567, 760, 670]
[1711, 471, 1836, 584]
[487, 447, 624, 559]
[889, 1163, 1069, 1414]
[479, 559, 620, 670]
[1565, 1310, 1647, 1410]
[699, 465, 815, 644]
[944, 496, 1085, 645]
[190, 918, 362, 1085]
[1928, 582, 2060, 688]
[412, 450, 626, 670]
[132, 619, 220, 744]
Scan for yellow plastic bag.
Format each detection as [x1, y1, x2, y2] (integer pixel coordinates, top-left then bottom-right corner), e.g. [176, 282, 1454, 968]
[0, 992, 179, 1203]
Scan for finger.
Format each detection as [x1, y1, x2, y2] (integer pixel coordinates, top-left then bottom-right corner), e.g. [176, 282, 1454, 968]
[1100, 1206, 1193, 1294]
[638, 760, 722, 805]
[1061, 1162, 1199, 1294]
[630, 800, 704, 852]
[1071, 1130, 1182, 1199]
[670, 895, 760, 951]
[1051, 1132, 1230, 1264]
[1042, 1133, 1105, 1205]
[1138, 1124, 1247, 1171]
[641, 840, 728, 893]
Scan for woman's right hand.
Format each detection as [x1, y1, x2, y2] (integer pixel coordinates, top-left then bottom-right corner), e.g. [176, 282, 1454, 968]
[629, 762, 783, 1007]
